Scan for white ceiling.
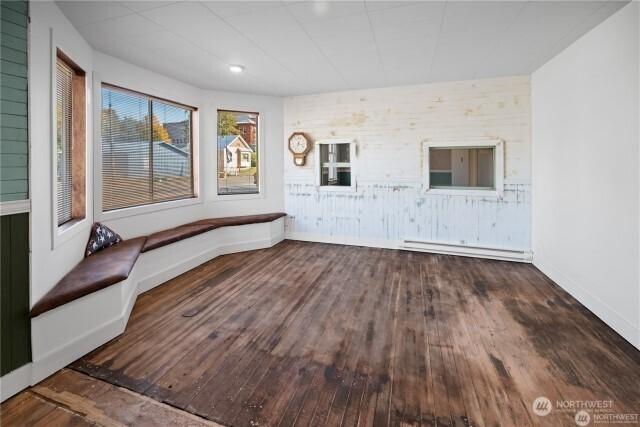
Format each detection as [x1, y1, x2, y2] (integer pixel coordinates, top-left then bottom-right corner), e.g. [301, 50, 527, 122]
[56, 0, 629, 96]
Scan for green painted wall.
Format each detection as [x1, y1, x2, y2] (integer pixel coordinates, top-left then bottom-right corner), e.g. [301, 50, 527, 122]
[0, 1, 31, 376]
[1, 1, 29, 202]
[1, 213, 31, 376]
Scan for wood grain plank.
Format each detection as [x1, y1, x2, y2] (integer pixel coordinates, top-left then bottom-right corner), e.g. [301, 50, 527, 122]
[8, 240, 640, 426]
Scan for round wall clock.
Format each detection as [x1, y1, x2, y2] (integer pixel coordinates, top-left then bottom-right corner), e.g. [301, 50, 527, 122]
[288, 132, 313, 166]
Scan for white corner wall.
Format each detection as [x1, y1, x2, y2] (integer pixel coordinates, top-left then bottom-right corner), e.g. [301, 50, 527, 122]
[532, 2, 639, 349]
[29, 1, 284, 306]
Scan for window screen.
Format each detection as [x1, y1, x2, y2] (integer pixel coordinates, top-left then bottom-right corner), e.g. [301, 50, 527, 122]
[56, 59, 73, 225]
[101, 85, 194, 211]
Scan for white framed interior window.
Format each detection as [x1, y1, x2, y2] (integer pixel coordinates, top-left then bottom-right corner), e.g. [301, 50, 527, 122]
[93, 73, 202, 222]
[423, 137, 504, 197]
[50, 38, 88, 248]
[314, 138, 357, 192]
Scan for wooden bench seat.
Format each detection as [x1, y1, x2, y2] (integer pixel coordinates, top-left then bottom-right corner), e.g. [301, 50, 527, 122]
[30, 237, 146, 318]
[30, 213, 286, 318]
[141, 212, 286, 252]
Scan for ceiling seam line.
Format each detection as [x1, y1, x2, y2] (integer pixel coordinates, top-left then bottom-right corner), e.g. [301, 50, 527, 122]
[364, 0, 389, 86]
[474, 0, 530, 80]
[126, 4, 275, 89]
[279, 0, 351, 89]
[198, 1, 308, 89]
[427, 0, 447, 81]
[529, 0, 612, 71]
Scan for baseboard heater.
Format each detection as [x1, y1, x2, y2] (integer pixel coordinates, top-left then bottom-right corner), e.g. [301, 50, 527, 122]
[400, 239, 532, 262]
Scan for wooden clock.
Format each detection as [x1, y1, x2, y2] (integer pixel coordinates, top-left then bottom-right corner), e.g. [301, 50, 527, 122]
[288, 132, 313, 166]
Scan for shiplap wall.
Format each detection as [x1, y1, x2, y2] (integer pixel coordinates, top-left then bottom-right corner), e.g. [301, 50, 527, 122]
[0, 0, 31, 378]
[284, 76, 531, 250]
[1, 0, 29, 202]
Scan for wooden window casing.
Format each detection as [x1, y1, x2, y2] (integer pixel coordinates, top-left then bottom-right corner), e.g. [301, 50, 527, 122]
[55, 50, 86, 226]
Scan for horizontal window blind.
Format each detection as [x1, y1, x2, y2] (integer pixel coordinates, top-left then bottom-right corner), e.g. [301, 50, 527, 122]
[56, 59, 73, 225]
[101, 85, 194, 212]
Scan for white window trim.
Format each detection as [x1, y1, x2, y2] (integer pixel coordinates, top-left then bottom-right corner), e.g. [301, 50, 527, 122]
[423, 137, 504, 198]
[213, 108, 266, 201]
[50, 30, 89, 249]
[92, 73, 202, 222]
[314, 138, 357, 192]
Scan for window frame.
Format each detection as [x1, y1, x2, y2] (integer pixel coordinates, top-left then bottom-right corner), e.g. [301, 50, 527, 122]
[423, 137, 504, 198]
[214, 108, 264, 200]
[93, 74, 201, 222]
[50, 44, 88, 249]
[314, 138, 357, 192]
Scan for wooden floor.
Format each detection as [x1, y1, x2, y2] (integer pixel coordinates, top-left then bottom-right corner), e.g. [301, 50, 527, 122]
[3, 240, 639, 426]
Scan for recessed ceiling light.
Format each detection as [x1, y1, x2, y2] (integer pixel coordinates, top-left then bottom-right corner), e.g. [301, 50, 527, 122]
[229, 65, 244, 73]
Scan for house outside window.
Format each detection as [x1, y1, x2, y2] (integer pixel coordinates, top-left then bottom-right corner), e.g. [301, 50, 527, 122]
[217, 110, 259, 195]
[100, 84, 196, 212]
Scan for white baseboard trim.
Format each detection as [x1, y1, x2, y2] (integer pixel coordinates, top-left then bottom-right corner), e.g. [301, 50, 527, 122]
[0, 363, 33, 401]
[285, 231, 399, 250]
[534, 253, 639, 350]
[286, 231, 531, 262]
[30, 276, 136, 384]
[401, 239, 532, 262]
[10, 221, 285, 403]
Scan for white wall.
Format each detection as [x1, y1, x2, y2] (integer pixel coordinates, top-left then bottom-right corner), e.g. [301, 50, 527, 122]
[29, 2, 284, 305]
[284, 76, 532, 251]
[30, 1, 94, 306]
[532, 2, 639, 349]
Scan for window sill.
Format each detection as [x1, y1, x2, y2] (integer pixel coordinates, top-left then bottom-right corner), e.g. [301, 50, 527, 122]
[213, 191, 264, 202]
[53, 217, 89, 249]
[96, 196, 202, 222]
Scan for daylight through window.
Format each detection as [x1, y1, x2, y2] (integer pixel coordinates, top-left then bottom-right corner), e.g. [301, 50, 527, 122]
[217, 110, 259, 195]
[101, 84, 195, 211]
[55, 51, 86, 226]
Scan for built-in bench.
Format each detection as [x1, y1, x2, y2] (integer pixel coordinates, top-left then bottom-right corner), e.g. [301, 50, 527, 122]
[30, 237, 146, 318]
[30, 213, 286, 318]
[142, 213, 286, 252]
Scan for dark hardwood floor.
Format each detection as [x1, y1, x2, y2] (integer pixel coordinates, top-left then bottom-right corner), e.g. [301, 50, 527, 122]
[2, 240, 639, 426]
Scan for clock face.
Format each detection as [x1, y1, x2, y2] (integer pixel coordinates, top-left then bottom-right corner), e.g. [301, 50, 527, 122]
[289, 134, 308, 154]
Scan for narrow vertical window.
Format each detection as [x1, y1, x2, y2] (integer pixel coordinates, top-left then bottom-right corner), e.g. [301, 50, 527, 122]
[55, 51, 85, 227]
[217, 110, 259, 195]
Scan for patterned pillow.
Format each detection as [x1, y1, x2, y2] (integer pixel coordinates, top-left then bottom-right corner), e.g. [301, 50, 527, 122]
[85, 222, 123, 257]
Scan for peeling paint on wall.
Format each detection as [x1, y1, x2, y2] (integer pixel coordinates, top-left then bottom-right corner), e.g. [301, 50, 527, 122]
[284, 76, 532, 250]
[285, 183, 530, 250]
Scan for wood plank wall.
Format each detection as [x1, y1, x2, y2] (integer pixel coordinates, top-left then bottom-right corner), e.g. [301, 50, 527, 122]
[0, 0, 31, 376]
[1, 213, 31, 376]
[284, 76, 532, 250]
[1, 0, 29, 202]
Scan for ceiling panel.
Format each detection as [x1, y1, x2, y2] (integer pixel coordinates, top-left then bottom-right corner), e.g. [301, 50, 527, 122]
[285, 1, 366, 24]
[55, 0, 630, 96]
[200, 1, 281, 18]
[57, 1, 133, 26]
